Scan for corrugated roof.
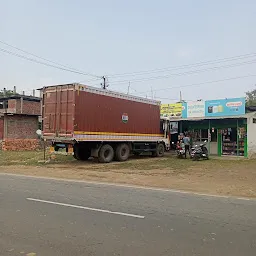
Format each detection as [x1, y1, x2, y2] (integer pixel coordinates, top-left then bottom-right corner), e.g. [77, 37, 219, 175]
[0, 95, 41, 102]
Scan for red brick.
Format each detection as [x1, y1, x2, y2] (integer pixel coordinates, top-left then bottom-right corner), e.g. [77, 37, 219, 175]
[5, 115, 39, 139]
[21, 100, 41, 115]
[2, 139, 39, 151]
[7, 99, 41, 115]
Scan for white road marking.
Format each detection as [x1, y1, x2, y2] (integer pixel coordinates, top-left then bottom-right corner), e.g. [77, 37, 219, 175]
[26, 198, 145, 219]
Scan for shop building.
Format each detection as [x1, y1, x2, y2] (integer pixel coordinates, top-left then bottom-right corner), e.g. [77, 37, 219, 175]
[161, 97, 256, 158]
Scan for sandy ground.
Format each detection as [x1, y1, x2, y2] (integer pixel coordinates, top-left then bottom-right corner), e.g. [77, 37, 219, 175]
[1, 153, 256, 198]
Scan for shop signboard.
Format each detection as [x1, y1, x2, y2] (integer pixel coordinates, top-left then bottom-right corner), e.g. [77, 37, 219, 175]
[160, 103, 182, 118]
[182, 101, 205, 118]
[205, 97, 245, 117]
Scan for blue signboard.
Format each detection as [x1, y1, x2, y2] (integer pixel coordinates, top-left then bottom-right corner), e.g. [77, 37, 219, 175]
[182, 102, 187, 118]
[205, 97, 245, 117]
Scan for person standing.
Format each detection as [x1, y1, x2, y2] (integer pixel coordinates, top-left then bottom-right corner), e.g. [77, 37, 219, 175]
[183, 133, 191, 158]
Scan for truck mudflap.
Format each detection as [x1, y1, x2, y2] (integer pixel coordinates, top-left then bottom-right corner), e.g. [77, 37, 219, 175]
[49, 143, 74, 155]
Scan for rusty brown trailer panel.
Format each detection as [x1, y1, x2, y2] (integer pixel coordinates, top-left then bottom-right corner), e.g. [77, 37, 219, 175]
[74, 89, 160, 135]
[42, 84, 75, 137]
[42, 84, 161, 139]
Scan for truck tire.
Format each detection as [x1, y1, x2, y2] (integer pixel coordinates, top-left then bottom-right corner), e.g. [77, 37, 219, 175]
[115, 143, 130, 162]
[98, 144, 114, 163]
[152, 143, 165, 157]
[73, 144, 91, 161]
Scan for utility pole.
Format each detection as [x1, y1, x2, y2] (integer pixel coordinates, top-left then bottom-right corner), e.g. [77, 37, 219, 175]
[179, 91, 182, 102]
[127, 82, 130, 94]
[102, 76, 106, 89]
[151, 86, 154, 99]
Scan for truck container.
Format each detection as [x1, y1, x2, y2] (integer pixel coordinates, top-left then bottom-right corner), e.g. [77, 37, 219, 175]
[42, 83, 170, 163]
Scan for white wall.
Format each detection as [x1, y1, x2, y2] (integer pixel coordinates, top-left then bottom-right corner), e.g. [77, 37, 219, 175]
[210, 142, 218, 155]
[247, 113, 256, 158]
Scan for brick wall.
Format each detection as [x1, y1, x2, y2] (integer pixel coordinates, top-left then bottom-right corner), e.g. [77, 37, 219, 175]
[5, 115, 39, 139]
[2, 139, 39, 151]
[1, 115, 41, 151]
[21, 100, 41, 115]
[7, 99, 41, 115]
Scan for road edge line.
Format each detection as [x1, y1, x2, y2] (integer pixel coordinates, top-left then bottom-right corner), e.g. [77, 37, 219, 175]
[1, 172, 255, 201]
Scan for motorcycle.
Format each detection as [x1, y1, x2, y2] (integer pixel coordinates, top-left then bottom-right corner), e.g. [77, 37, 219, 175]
[176, 142, 186, 158]
[190, 141, 209, 160]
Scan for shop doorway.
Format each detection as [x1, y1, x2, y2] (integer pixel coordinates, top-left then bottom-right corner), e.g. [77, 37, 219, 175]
[210, 128, 218, 155]
[221, 128, 238, 156]
[221, 128, 245, 156]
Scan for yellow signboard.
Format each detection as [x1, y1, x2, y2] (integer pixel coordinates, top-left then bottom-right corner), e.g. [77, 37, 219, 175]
[160, 103, 182, 118]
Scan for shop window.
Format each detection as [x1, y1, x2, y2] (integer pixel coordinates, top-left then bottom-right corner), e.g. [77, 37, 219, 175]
[190, 129, 200, 142]
[201, 129, 209, 141]
[0, 101, 8, 109]
[238, 127, 246, 156]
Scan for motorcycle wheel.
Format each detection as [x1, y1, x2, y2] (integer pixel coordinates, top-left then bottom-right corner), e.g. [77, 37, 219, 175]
[192, 155, 200, 161]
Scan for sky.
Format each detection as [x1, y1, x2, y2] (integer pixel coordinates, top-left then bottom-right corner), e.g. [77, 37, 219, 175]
[1, 0, 256, 102]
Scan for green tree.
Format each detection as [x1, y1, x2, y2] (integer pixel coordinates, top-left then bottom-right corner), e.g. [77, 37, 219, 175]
[0, 89, 18, 97]
[246, 88, 256, 107]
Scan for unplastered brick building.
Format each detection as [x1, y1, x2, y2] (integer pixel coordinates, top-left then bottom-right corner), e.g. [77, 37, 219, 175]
[0, 95, 41, 150]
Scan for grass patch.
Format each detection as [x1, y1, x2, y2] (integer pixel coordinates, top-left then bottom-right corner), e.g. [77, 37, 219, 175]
[1, 151, 256, 198]
[0, 150, 255, 172]
[0, 150, 74, 166]
[110, 155, 255, 171]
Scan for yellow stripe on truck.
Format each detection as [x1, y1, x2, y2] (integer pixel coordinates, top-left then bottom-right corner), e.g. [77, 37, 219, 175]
[74, 131, 163, 137]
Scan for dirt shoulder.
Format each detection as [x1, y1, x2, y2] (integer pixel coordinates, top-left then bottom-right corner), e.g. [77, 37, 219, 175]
[1, 151, 256, 198]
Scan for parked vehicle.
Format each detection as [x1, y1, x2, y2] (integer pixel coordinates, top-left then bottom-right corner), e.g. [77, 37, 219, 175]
[176, 142, 186, 158]
[190, 141, 209, 160]
[41, 83, 170, 163]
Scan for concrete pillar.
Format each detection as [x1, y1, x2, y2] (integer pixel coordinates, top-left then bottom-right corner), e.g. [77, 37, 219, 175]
[20, 97, 23, 114]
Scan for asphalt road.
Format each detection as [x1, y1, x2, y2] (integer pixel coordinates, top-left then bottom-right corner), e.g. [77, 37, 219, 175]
[0, 173, 256, 256]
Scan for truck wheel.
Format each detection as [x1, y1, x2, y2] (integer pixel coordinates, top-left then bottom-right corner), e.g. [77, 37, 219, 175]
[54, 145, 60, 152]
[153, 143, 165, 157]
[98, 144, 114, 163]
[73, 144, 79, 160]
[115, 143, 130, 162]
[73, 145, 91, 161]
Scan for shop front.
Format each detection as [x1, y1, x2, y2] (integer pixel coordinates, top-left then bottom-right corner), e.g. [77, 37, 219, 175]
[181, 118, 247, 157]
[161, 97, 250, 157]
